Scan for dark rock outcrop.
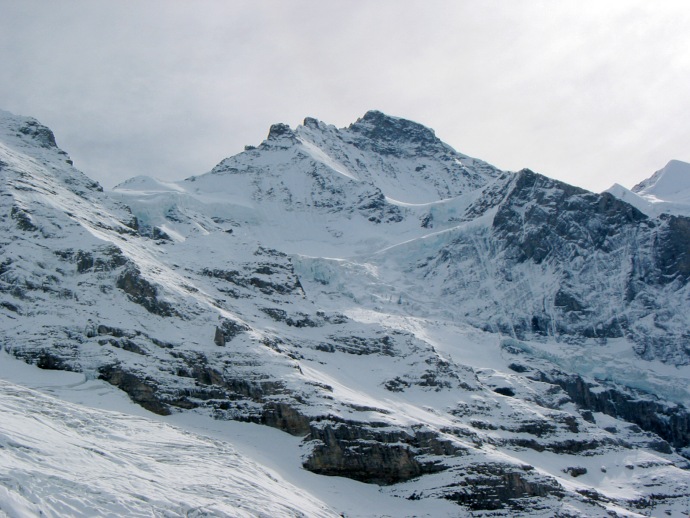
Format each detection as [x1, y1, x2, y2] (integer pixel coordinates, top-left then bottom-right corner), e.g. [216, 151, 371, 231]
[214, 318, 249, 346]
[303, 420, 451, 484]
[261, 402, 311, 436]
[444, 464, 564, 511]
[536, 370, 690, 450]
[99, 364, 171, 415]
[116, 267, 178, 317]
[18, 118, 58, 148]
[10, 205, 38, 232]
[655, 214, 690, 282]
[493, 170, 648, 264]
[349, 110, 444, 157]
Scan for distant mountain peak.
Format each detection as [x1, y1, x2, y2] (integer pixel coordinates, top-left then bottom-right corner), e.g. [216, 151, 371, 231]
[633, 159, 690, 191]
[667, 158, 690, 168]
[606, 160, 690, 218]
[0, 109, 105, 197]
[632, 159, 690, 206]
[197, 110, 502, 208]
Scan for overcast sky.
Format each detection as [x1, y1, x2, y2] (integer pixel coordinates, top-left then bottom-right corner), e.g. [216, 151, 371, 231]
[1, 1, 689, 192]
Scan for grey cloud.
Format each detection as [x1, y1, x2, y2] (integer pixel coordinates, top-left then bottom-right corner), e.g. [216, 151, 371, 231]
[0, 0, 688, 191]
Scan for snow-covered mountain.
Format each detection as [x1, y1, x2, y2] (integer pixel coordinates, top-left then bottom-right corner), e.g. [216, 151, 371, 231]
[2, 108, 690, 516]
[113, 110, 505, 256]
[606, 159, 690, 218]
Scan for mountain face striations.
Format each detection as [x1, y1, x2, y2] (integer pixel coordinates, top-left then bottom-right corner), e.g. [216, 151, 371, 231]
[2, 108, 690, 516]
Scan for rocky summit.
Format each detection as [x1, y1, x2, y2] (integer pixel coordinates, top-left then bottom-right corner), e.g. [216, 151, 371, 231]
[1, 107, 690, 517]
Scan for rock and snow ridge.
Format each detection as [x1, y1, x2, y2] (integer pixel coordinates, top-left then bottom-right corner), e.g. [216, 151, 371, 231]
[2, 108, 690, 516]
[633, 159, 690, 204]
[606, 159, 690, 217]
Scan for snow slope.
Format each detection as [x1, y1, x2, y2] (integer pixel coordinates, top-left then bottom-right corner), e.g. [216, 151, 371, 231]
[0, 351, 463, 518]
[606, 160, 690, 217]
[0, 376, 336, 518]
[112, 110, 507, 257]
[633, 160, 690, 204]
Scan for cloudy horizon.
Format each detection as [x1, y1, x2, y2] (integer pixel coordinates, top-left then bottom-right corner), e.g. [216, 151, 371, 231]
[1, 1, 688, 192]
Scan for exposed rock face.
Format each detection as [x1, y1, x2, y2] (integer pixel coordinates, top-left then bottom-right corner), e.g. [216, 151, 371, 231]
[443, 464, 565, 511]
[99, 364, 172, 415]
[116, 268, 178, 317]
[213, 326, 225, 346]
[303, 420, 452, 484]
[7, 345, 77, 372]
[214, 318, 249, 345]
[17, 118, 58, 148]
[656, 214, 690, 281]
[348, 110, 445, 157]
[492, 170, 648, 264]
[201, 248, 306, 297]
[536, 369, 690, 450]
[406, 168, 690, 364]
[10, 205, 39, 232]
[261, 402, 311, 436]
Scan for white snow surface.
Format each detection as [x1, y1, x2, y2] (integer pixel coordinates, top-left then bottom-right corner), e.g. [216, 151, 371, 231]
[634, 160, 690, 202]
[0, 353, 462, 518]
[0, 367, 335, 517]
[607, 160, 690, 216]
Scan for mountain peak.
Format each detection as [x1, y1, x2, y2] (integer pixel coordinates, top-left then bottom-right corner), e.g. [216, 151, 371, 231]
[359, 109, 393, 122]
[266, 122, 296, 140]
[632, 159, 690, 204]
[258, 122, 300, 150]
[0, 109, 106, 197]
[201, 110, 500, 207]
[0, 109, 58, 150]
[302, 116, 323, 130]
[348, 110, 439, 148]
